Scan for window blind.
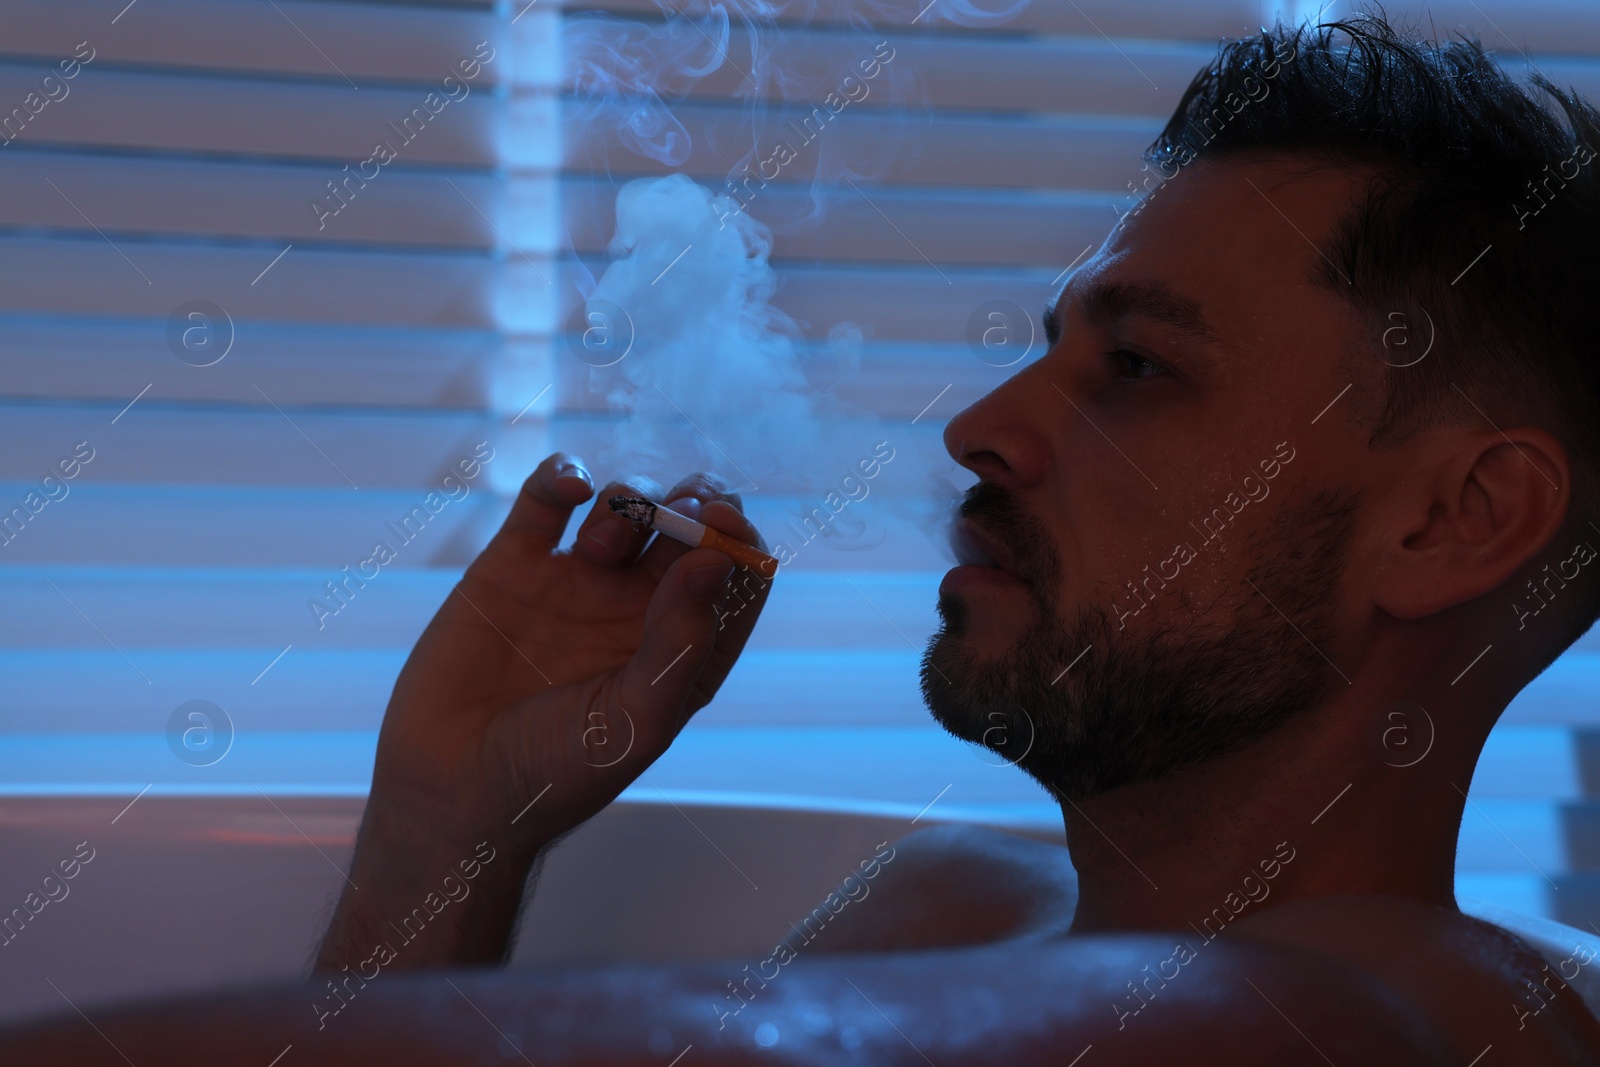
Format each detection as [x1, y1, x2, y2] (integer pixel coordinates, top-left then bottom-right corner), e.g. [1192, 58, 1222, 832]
[1, 0, 1597, 930]
[0, 0, 543, 787]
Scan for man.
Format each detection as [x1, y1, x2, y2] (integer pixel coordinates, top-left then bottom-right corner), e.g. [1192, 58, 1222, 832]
[6, 13, 1600, 1065]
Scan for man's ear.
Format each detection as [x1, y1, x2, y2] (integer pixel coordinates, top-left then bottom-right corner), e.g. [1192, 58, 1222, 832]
[1371, 427, 1569, 620]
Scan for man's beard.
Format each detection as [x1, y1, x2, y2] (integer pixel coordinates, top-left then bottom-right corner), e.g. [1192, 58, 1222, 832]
[920, 480, 1359, 802]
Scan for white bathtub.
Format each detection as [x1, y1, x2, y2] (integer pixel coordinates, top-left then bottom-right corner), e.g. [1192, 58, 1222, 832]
[0, 793, 1062, 1024]
[3, 792, 1597, 1029]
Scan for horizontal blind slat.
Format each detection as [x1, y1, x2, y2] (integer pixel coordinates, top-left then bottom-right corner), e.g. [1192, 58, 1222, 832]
[0, 568, 938, 649]
[0, 315, 498, 407]
[565, 0, 1265, 43]
[0, 0, 500, 85]
[561, 103, 1159, 189]
[0, 64, 501, 163]
[0, 235, 501, 326]
[0, 404, 494, 487]
[561, 178, 1118, 266]
[0, 150, 502, 248]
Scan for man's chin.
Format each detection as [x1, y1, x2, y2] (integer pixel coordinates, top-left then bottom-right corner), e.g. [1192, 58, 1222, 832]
[918, 620, 1049, 762]
[919, 484, 1361, 804]
[924, 589, 1033, 656]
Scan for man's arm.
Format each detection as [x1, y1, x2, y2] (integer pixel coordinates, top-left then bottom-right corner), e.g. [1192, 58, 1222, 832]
[0, 936, 1456, 1066]
[313, 456, 772, 972]
[312, 804, 544, 971]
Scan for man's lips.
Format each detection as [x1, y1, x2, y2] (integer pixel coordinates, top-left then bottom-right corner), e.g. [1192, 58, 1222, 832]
[949, 517, 1026, 584]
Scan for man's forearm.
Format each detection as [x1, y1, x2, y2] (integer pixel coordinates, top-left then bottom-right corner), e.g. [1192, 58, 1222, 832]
[314, 799, 545, 972]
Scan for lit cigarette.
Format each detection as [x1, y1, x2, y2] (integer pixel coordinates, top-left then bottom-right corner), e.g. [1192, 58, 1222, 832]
[608, 495, 778, 579]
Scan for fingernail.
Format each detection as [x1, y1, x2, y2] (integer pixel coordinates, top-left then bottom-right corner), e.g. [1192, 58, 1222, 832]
[588, 514, 631, 555]
[687, 558, 735, 599]
[555, 461, 591, 486]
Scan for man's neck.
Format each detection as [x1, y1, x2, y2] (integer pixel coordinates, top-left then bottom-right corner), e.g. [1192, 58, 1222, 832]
[1056, 698, 1468, 936]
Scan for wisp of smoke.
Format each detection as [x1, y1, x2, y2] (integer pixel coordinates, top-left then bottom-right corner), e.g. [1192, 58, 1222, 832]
[563, 0, 1033, 550]
[587, 172, 838, 492]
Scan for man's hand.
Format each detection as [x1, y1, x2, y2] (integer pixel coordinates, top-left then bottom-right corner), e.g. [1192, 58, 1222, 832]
[316, 453, 772, 970]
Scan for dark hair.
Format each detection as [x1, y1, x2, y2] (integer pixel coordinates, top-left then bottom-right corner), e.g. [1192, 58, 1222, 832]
[1148, 8, 1600, 667]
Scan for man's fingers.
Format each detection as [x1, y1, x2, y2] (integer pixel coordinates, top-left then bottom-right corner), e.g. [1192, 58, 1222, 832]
[638, 472, 748, 580]
[487, 458, 758, 579]
[687, 500, 775, 699]
[615, 544, 736, 747]
[572, 476, 668, 566]
[629, 500, 775, 733]
[487, 452, 595, 555]
[704, 498, 767, 554]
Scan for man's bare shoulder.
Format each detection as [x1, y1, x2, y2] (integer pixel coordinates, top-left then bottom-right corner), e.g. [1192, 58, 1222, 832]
[1228, 893, 1600, 1065]
[799, 822, 1079, 953]
[793, 826, 1600, 1064]
[0, 921, 1457, 1066]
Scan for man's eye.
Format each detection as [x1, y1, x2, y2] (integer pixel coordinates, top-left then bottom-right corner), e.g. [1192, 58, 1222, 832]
[1103, 349, 1166, 380]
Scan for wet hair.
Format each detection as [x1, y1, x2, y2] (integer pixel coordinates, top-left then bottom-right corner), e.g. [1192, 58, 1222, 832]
[1148, 7, 1600, 667]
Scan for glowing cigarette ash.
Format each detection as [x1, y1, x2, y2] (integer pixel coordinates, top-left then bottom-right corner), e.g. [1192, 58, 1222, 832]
[607, 495, 779, 579]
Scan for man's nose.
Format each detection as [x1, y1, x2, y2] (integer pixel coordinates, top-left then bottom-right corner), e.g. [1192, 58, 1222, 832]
[942, 366, 1052, 487]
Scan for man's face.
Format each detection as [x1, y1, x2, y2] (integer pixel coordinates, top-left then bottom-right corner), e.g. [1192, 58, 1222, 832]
[922, 156, 1382, 801]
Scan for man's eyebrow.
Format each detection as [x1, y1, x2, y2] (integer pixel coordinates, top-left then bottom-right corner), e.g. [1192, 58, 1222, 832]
[1046, 280, 1225, 349]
